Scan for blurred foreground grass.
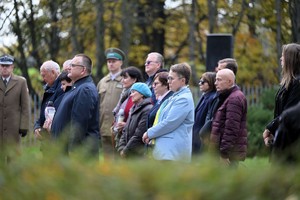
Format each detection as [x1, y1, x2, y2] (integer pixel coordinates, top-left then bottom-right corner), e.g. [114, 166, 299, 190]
[0, 143, 299, 200]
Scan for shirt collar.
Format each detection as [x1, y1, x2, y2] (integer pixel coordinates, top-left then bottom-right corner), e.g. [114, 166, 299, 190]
[2, 76, 11, 82]
[110, 71, 121, 80]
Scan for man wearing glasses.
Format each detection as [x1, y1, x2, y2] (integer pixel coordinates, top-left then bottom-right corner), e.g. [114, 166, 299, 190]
[0, 54, 30, 163]
[144, 52, 166, 104]
[51, 54, 99, 158]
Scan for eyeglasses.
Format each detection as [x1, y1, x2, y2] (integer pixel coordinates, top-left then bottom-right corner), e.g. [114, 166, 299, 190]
[145, 61, 158, 65]
[199, 79, 207, 85]
[152, 81, 161, 87]
[71, 64, 85, 68]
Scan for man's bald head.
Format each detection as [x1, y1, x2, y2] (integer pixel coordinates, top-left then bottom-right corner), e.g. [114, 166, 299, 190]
[215, 69, 235, 92]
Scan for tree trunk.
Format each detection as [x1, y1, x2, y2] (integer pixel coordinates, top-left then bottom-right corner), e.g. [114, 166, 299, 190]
[27, 0, 42, 68]
[246, 0, 257, 37]
[186, 0, 198, 85]
[151, 0, 165, 54]
[48, 0, 60, 61]
[207, 0, 218, 33]
[276, 0, 282, 78]
[95, 0, 105, 81]
[12, 0, 36, 96]
[71, 0, 83, 54]
[289, 0, 300, 43]
[120, 0, 135, 68]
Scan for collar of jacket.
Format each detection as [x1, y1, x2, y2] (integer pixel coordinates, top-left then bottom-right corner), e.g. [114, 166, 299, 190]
[218, 85, 238, 100]
[131, 98, 152, 114]
[172, 86, 189, 97]
[73, 75, 92, 89]
[44, 78, 61, 93]
[104, 73, 122, 82]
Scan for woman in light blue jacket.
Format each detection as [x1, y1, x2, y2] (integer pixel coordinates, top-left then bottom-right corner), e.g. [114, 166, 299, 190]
[143, 63, 194, 162]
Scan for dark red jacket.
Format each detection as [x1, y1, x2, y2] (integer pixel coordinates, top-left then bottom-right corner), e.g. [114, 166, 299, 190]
[210, 86, 247, 161]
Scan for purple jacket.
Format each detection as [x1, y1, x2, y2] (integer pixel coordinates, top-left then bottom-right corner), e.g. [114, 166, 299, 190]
[210, 86, 247, 161]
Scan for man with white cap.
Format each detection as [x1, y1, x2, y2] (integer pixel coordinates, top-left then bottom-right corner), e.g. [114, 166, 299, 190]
[97, 47, 125, 160]
[0, 54, 30, 163]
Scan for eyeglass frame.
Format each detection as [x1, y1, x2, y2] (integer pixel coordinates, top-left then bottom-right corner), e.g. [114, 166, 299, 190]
[70, 63, 86, 68]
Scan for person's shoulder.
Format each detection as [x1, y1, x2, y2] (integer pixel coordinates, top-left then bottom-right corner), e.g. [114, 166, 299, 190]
[229, 88, 244, 97]
[207, 91, 216, 98]
[97, 74, 110, 86]
[100, 74, 110, 82]
[12, 74, 26, 81]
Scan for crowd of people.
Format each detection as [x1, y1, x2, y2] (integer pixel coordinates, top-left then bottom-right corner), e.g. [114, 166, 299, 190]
[2, 42, 300, 166]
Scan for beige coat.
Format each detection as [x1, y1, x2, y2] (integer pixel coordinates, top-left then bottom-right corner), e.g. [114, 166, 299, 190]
[97, 74, 123, 137]
[0, 74, 30, 147]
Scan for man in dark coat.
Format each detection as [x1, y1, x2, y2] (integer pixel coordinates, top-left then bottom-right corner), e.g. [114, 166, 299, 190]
[210, 69, 247, 167]
[144, 52, 166, 104]
[51, 54, 99, 158]
[34, 60, 64, 139]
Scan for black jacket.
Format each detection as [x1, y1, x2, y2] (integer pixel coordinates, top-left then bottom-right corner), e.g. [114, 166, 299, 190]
[273, 102, 300, 162]
[266, 78, 300, 134]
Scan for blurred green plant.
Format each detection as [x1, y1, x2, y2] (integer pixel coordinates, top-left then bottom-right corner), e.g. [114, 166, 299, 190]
[0, 145, 299, 200]
[247, 87, 277, 157]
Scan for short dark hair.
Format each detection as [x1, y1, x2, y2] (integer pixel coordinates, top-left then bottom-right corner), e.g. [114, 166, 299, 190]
[58, 71, 72, 83]
[120, 66, 144, 82]
[218, 58, 238, 75]
[154, 71, 169, 90]
[74, 54, 92, 74]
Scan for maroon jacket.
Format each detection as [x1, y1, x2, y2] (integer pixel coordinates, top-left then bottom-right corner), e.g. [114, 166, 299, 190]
[210, 86, 247, 161]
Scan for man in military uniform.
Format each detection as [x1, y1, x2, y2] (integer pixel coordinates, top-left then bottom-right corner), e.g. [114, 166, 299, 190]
[0, 54, 30, 163]
[97, 48, 125, 160]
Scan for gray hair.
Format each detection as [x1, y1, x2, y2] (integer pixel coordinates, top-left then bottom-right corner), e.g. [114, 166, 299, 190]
[148, 52, 164, 68]
[40, 60, 60, 74]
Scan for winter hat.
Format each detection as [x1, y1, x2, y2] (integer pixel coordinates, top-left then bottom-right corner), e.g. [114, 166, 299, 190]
[131, 82, 152, 98]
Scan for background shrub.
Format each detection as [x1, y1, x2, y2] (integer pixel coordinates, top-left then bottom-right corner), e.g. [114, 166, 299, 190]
[247, 87, 277, 157]
[0, 149, 299, 200]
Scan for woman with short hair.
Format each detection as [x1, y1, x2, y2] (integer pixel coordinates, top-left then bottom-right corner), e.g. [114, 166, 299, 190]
[143, 63, 195, 162]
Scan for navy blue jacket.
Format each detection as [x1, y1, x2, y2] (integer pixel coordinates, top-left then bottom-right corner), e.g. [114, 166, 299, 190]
[147, 91, 173, 128]
[192, 91, 216, 154]
[51, 76, 99, 157]
[34, 78, 64, 130]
